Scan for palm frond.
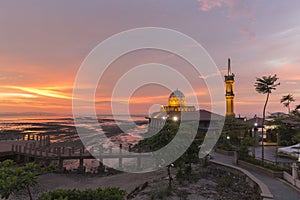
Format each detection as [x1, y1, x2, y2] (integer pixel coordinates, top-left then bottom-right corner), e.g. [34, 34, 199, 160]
[254, 74, 280, 94]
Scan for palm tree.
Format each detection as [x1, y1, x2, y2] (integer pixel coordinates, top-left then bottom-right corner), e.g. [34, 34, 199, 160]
[280, 94, 295, 114]
[291, 105, 300, 118]
[254, 74, 280, 163]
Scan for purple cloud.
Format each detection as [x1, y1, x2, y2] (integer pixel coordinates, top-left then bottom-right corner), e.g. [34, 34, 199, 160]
[196, 0, 256, 21]
[196, 0, 226, 11]
[240, 28, 256, 40]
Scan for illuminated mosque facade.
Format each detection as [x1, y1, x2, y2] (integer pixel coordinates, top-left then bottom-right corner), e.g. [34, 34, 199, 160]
[147, 58, 235, 135]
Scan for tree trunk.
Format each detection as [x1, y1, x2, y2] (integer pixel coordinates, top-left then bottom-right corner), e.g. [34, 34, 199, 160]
[26, 185, 33, 200]
[262, 92, 270, 164]
[167, 165, 172, 189]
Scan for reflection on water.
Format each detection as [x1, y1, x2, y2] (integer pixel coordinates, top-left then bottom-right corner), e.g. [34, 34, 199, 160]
[0, 115, 148, 147]
[0, 115, 149, 171]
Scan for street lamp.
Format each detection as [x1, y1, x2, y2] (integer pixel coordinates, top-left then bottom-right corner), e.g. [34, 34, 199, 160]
[253, 122, 258, 158]
[298, 147, 300, 162]
[172, 116, 178, 122]
[254, 123, 258, 145]
[275, 132, 279, 164]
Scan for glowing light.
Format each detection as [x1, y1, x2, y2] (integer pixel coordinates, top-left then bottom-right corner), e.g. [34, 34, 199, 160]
[173, 116, 178, 122]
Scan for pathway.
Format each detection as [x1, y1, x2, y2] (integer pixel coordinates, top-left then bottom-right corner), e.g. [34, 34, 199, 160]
[212, 152, 300, 200]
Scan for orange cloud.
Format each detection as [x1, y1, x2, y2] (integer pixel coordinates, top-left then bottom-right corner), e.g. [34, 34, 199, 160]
[4, 86, 73, 99]
[0, 93, 37, 98]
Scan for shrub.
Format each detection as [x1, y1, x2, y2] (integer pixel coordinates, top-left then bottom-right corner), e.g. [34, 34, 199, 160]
[238, 145, 250, 158]
[218, 139, 236, 151]
[217, 175, 238, 192]
[241, 157, 285, 172]
[0, 160, 46, 200]
[175, 169, 184, 184]
[38, 187, 126, 200]
[150, 188, 172, 200]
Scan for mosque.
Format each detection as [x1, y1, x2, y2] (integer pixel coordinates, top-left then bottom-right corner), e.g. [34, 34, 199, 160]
[147, 58, 235, 136]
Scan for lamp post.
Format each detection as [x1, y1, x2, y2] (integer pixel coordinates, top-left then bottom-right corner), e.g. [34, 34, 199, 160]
[275, 133, 279, 164]
[253, 122, 258, 158]
[261, 124, 265, 164]
[298, 147, 300, 163]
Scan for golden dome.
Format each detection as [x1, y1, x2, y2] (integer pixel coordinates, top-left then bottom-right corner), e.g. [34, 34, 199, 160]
[168, 89, 186, 107]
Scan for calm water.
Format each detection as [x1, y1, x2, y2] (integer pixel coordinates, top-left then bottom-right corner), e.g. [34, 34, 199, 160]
[0, 114, 148, 145]
[0, 114, 149, 171]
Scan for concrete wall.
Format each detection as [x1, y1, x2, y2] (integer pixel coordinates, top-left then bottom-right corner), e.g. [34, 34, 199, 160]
[210, 160, 274, 199]
[283, 171, 300, 189]
[238, 160, 283, 178]
[215, 148, 235, 156]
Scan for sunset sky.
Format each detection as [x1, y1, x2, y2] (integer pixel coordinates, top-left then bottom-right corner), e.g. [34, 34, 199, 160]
[1, 0, 300, 118]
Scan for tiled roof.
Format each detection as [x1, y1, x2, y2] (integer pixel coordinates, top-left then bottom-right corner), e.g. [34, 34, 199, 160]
[150, 109, 224, 121]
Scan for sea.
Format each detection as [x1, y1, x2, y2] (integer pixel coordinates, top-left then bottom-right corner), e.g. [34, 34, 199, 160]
[0, 114, 148, 141]
[0, 114, 149, 172]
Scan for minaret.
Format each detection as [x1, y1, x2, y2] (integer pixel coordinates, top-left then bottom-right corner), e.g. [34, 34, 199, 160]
[225, 58, 235, 117]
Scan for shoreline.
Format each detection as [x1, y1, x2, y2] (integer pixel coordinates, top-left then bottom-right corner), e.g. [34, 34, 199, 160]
[0, 117, 148, 172]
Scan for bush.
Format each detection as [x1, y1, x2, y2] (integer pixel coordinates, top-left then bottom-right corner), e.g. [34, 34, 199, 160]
[238, 145, 250, 158]
[217, 175, 238, 192]
[175, 169, 184, 184]
[150, 187, 172, 200]
[0, 160, 45, 200]
[292, 132, 300, 144]
[241, 136, 254, 147]
[38, 187, 126, 200]
[218, 139, 236, 151]
[241, 157, 285, 172]
[279, 140, 290, 146]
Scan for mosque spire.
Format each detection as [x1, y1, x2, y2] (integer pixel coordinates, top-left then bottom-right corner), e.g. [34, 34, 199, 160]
[228, 58, 231, 75]
[225, 58, 235, 117]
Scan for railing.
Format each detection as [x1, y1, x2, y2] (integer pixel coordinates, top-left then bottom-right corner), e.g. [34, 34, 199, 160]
[10, 141, 155, 173]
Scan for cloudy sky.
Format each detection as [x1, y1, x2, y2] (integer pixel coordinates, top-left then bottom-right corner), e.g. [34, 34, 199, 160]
[1, 0, 300, 118]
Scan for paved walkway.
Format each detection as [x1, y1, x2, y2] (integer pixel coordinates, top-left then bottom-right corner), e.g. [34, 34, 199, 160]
[212, 152, 300, 200]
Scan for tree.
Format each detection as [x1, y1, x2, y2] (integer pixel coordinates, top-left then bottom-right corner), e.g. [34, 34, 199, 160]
[220, 116, 249, 147]
[254, 74, 280, 163]
[0, 160, 52, 200]
[174, 138, 203, 183]
[0, 160, 41, 199]
[289, 105, 300, 120]
[293, 105, 300, 118]
[137, 122, 202, 189]
[137, 123, 178, 189]
[280, 94, 295, 114]
[239, 136, 255, 158]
